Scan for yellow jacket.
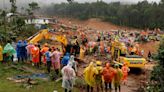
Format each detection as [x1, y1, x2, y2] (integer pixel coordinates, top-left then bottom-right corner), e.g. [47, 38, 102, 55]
[0, 45, 3, 61]
[84, 62, 98, 87]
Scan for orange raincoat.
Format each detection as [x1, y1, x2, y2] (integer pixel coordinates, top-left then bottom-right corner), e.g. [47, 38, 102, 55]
[41, 46, 49, 64]
[31, 46, 40, 63]
[102, 63, 115, 83]
[121, 64, 130, 81]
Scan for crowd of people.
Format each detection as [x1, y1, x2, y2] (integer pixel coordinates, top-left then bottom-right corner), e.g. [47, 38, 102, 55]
[83, 61, 130, 92]
[0, 39, 131, 92]
[0, 28, 155, 92]
[0, 40, 78, 92]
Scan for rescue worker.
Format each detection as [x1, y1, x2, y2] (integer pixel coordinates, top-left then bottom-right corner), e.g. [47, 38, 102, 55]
[100, 41, 104, 55]
[44, 48, 52, 73]
[19, 40, 27, 62]
[41, 43, 49, 64]
[16, 40, 22, 62]
[3, 43, 16, 63]
[131, 46, 137, 55]
[22, 40, 28, 62]
[61, 62, 76, 92]
[51, 48, 62, 75]
[31, 43, 40, 68]
[148, 51, 152, 62]
[113, 64, 123, 92]
[0, 45, 3, 62]
[95, 61, 103, 92]
[79, 45, 85, 60]
[69, 55, 77, 73]
[121, 63, 130, 85]
[102, 63, 116, 92]
[61, 53, 70, 67]
[26, 42, 34, 62]
[84, 62, 98, 92]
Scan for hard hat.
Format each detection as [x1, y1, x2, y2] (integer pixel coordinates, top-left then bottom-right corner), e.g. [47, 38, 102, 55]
[96, 61, 102, 66]
[44, 43, 48, 46]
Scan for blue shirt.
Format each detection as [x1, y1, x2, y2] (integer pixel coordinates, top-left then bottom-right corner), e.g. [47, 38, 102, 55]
[45, 51, 51, 62]
[61, 53, 70, 65]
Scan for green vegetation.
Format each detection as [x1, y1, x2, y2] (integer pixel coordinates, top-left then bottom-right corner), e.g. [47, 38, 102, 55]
[0, 0, 41, 44]
[26, 2, 40, 16]
[43, 0, 164, 29]
[147, 37, 164, 92]
[0, 64, 80, 92]
[10, 0, 17, 13]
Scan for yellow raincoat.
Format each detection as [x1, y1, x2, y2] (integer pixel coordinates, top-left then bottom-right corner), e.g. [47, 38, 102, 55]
[95, 61, 103, 84]
[0, 45, 3, 61]
[84, 62, 98, 87]
[79, 47, 85, 60]
[113, 65, 123, 87]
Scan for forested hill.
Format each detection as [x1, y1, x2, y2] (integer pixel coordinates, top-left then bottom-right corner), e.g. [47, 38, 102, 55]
[42, 0, 164, 30]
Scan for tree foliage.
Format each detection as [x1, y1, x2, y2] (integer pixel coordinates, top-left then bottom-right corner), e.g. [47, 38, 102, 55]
[43, 0, 164, 29]
[26, 2, 40, 15]
[9, 0, 17, 13]
[148, 38, 164, 92]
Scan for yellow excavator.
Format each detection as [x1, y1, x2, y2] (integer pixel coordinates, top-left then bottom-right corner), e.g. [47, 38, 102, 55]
[27, 29, 67, 46]
[111, 41, 147, 68]
[27, 29, 68, 53]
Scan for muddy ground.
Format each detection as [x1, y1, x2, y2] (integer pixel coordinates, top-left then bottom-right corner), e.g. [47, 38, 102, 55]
[57, 18, 159, 92]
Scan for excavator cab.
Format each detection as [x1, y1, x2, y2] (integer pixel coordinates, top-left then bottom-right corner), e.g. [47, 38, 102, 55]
[111, 41, 147, 68]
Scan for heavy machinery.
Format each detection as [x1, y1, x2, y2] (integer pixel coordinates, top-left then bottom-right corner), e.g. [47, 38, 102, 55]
[111, 41, 147, 68]
[27, 29, 68, 53]
[27, 29, 67, 46]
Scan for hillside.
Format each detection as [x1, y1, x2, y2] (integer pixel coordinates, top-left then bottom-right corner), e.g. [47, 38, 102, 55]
[60, 18, 139, 32]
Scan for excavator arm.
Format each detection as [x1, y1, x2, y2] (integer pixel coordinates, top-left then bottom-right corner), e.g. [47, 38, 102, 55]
[28, 29, 67, 46]
[29, 29, 50, 43]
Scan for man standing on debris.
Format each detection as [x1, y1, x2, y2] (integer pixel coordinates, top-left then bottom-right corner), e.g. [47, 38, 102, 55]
[113, 64, 123, 92]
[45, 48, 52, 73]
[61, 62, 76, 92]
[84, 62, 98, 92]
[102, 63, 116, 92]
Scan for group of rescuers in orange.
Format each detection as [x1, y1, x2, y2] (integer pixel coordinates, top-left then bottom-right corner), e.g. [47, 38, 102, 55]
[84, 61, 130, 92]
